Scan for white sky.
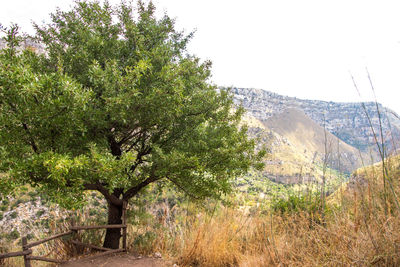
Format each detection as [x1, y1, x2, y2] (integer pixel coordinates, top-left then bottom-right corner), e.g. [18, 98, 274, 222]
[2, 0, 400, 114]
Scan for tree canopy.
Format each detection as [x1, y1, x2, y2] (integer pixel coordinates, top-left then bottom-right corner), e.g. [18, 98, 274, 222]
[0, 0, 264, 248]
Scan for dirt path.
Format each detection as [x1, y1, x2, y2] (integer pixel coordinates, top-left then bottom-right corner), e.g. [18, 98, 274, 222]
[59, 252, 167, 267]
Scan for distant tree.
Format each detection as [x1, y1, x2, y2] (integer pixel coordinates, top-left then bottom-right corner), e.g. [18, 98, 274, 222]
[0, 1, 264, 249]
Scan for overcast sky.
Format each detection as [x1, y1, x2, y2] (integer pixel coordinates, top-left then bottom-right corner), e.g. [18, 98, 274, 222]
[2, 0, 400, 114]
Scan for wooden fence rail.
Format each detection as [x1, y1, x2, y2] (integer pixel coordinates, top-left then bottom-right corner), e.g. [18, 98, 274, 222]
[0, 249, 32, 259]
[23, 231, 75, 249]
[70, 224, 126, 230]
[26, 255, 66, 264]
[0, 201, 128, 266]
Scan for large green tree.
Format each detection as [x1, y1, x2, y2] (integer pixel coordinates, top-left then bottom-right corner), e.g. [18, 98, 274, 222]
[0, 1, 264, 249]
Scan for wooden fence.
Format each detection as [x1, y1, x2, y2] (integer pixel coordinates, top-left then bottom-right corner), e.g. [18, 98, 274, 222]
[0, 202, 128, 266]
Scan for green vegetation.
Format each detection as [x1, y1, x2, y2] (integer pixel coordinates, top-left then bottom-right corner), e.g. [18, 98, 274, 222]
[9, 211, 17, 219]
[35, 209, 45, 217]
[7, 230, 19, 240]
[1, 1, 398, 266]
[0, 0, 264, 249]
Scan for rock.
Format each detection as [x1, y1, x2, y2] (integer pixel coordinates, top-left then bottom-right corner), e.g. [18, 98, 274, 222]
[229, 87, 400, 155]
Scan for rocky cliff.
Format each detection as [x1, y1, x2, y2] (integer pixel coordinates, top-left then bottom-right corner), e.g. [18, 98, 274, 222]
[0, 38, 45, 54]
[232, 87, 400, 157]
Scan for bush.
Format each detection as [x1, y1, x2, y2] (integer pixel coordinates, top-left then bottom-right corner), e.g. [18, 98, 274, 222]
[36, 209, 46, 217]
[28, 191, 38, 199]
[26, 234, 34, 240]
[9, 211, 18, 219]
[271, 192, 322, 216]
[89, 209, 98, 216]
[11, 199, 23, 209]
[7, 230, 19, 240]
[133, 231, 157, 252]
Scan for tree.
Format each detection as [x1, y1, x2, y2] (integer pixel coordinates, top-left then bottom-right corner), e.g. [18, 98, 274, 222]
[0, 1, 264, 249]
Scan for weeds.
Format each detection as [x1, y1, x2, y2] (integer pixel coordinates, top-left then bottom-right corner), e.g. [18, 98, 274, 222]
[1, 93, 399, 266]
[120, 156, 400, 267]
[2, 161, 399, 267]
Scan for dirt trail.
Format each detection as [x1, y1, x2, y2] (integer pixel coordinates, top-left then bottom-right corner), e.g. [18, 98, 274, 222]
[59, 252, 166, 267]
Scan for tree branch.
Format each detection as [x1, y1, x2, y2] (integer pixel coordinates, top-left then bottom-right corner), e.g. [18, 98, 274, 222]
[117, 126, 143, 146]
[129, 146, 152, 173]
[108, 134, 122, 157]
[166, 176, 201, 200]
[123, 174, 159, 200]
[6, 101, 39, 153]
[124, 130, 149, 153]
[22, 123, 38, 153]
[83, 182, 123, 206]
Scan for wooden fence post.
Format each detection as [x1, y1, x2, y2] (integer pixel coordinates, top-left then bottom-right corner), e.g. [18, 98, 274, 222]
[70, 217, 78, 255]
[122, 201, 128, 251]
[22, 236, 31, 267]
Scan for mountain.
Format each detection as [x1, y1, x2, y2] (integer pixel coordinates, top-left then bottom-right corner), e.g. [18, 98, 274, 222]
[233, 87, 400, 184]
[0, 39, 45, 54]
[232, 87, 400, 158]
[264, 108, 362, 172]
[243, 109, 361, 184]
[2, 39, 398, 156]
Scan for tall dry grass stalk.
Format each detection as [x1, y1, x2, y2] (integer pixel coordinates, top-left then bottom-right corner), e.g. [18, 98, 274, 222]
[125, 87, 400, 266]
[124, 159, 400, 266]
[3, 160, 398, 266]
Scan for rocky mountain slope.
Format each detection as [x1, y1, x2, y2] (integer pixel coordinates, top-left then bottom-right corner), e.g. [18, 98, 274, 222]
[232, 87, 400, 158]
[0, 38, 45, 54]
[234, 87, 400, 184]
[264, 108, 362, 173]
[243, 109, 361, 184]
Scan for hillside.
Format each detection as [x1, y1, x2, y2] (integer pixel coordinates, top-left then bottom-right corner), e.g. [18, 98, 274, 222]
[0, 38, 44, 54]
[264, 108, 362, 173]
[234, 86, 400, 185]
[242, 108, 361, 185]
[232, 87, 400, 159]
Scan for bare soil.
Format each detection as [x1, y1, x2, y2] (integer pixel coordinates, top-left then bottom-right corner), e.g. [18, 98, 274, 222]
[59, 252, 167, 267]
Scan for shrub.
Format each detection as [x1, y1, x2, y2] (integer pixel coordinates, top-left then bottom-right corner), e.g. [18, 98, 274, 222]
[28, 191, 37, 199]
[7, 230, 19, 240]
[133, 231, 157, 252]
[26, 234, 34, 240]
[10, 199, 23, 209]
[36, 209, 46, 217]
[9, 211, 18, 219]
[92, 200, 100, 207]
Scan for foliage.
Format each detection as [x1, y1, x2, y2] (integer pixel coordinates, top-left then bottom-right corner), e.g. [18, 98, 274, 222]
[124, 168, 400, 266]
[0, 0, 264, 210]
[270, 190, 323, 219]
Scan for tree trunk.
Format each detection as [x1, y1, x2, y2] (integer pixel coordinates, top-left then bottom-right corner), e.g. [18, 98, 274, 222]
[103, 201, 123, 249]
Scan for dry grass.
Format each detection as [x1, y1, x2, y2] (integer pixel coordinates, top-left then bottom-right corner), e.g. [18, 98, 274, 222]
[0, 198, 106, 266]
[2, 161, 399, 267]
[125, 158, 400, 267]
